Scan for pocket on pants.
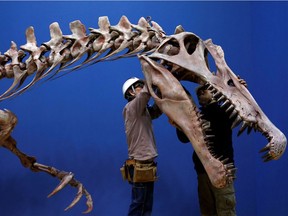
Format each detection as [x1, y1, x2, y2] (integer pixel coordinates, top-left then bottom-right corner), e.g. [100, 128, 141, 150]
[216, 192, 236, 215]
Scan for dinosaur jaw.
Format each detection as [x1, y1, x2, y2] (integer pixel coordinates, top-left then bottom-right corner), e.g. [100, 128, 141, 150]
[203, 82, 287, 161]
[257, 117, 287, 161]
[139, 55, 235, 188]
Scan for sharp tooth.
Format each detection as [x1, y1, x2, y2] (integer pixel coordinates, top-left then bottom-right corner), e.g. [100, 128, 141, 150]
[203, 82, 210, 88]
[202, 121, 210, 128]
[213, 91, 222, 98]
[198, 113, 204, 120]
[247, 126, 253, 134]
[205, 135, 215, 141]
[221, 158, 229, 164]
[237, 122, 248, 136]
[211, 88, 217, 93]
[208, 146, 214, 151]
[217, 95, 225, 102]
[202, 122, 209, 127]
[201, 119, 208, 123]
[204, 82, 210, 88]
[217, 155, 224, 161]
[203, 125, 210, 130]
[259, 146, 270, 153]
[226, 104, 234, 113]
[259, 144, 270, 153]
[229, 109, 238, 119]
[229, 168, 237, 173]
[220, 100, 230, 109]
[262, 153, 273, 162]
[225, 163, 235, 169]
[207, 84, 214, 90]
[231, 115, 242, 129]
[204, 129, 212, 133]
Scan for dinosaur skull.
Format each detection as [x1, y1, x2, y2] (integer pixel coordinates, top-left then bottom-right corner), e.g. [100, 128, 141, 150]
[139, 31, 286, 187]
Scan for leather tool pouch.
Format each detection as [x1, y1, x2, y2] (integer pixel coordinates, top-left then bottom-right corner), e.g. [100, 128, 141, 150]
[133, 161, 157, 182]
[120, 159, 157, 183]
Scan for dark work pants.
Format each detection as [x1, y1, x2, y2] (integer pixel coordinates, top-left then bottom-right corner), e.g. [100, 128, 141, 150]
[127, 164, 155, 216]
[197, 173, 236, 216]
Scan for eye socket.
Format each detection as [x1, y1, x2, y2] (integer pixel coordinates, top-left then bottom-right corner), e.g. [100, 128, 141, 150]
[183, 35, 199, 55]
[227, 79, 235, 87]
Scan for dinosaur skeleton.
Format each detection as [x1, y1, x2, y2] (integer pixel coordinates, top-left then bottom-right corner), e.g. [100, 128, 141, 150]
[0, 16, 286, 213]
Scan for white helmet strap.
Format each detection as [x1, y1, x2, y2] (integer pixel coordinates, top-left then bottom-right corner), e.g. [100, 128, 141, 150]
[131, 85, 136, 94]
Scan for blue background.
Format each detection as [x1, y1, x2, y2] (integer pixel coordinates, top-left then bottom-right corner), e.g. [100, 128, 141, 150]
[0, 1, 287, 216]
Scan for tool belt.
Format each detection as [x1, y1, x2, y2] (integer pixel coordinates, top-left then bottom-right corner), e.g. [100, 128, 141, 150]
[120, 159, 158, 183]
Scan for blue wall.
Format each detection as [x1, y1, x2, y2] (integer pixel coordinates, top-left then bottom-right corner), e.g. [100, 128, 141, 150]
[0, 1, 287, 216]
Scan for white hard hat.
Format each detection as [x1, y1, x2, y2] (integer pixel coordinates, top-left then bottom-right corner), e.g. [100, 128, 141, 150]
[122, 77, 141, 97]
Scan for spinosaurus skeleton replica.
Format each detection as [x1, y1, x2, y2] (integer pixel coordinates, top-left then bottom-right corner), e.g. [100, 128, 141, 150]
[0, 16, 286, 213]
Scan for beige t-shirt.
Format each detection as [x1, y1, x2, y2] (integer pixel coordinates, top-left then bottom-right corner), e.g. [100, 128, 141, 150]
[123, 85, 161, 161]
